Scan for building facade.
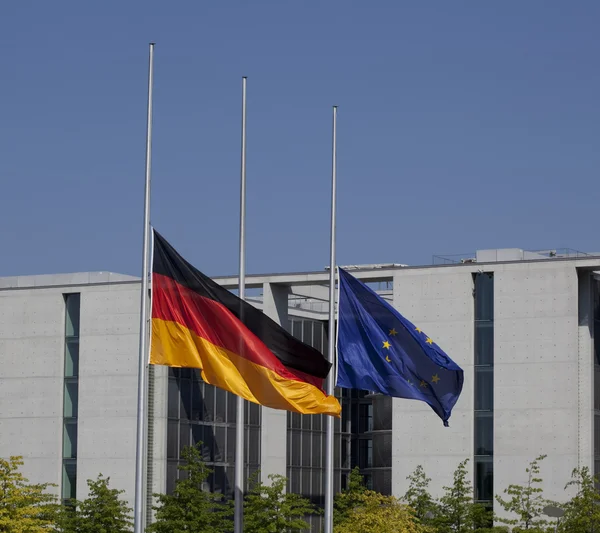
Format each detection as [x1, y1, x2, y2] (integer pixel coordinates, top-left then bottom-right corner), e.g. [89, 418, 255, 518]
[1, 248, 600, 526]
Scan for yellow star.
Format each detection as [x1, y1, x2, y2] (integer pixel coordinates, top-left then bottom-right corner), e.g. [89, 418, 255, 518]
[383, 341, 391, 349]
[426, 337, 433, 345]
[415, 327, 422, 333]
[419, 380, 427, 388]
[432, 374, 440, 384]
[385, 355, 391, 363]
[389, 328, 398, 336]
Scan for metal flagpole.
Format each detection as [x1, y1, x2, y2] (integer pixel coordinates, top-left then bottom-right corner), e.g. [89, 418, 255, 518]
[234, 75, 248, 533]
[324, 105, 338, 533]
[133, 42, 155, 533]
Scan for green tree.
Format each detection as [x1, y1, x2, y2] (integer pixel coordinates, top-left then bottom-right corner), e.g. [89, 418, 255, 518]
[334, 491, 426, 533]
[558, 466, 600, 533]
[403, 465, 437, 525]
[243, 473, 318, 533]
[435, 459, 489, 533]
[0, 455, 58, 532]
[58, 475, 132, 533]
[334, 467, 367, 525]
[147, 444, 231, 533]
[495, 455, 549, 531]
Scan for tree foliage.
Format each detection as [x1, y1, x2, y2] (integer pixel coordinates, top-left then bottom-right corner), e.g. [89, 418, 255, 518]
[57, 475, 132, 533]
[495, 455, 548, 531]
[147, 444, 231, 533]
[334, 467, 368, 525]
[0, 455, 58, 533]
[334, 491, 427, 533]
[404, 465, 438, 525]
[243, 473, 318, 533]
[435, 459, 489, 533]
[558, 466, 600, 533]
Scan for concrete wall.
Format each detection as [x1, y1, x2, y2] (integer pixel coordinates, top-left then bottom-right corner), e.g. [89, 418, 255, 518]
[392, 268, 475, 498]
[494, 262, 583, 505]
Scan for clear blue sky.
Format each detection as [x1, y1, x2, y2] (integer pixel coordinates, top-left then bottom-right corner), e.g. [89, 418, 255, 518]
[2, 1, 599, 278]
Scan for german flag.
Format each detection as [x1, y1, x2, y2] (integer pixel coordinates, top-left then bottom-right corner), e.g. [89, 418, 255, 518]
[150, 230, 341, 417]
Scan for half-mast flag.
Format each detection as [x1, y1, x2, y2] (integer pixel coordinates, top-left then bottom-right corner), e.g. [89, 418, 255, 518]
[336, 268, 463, 425]
[150, 230, 341, 417]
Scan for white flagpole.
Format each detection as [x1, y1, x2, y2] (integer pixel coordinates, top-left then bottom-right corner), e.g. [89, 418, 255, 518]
[324, 105, 338, 533]
[234, 75, 248, 533]
[133, 42, 155, 533]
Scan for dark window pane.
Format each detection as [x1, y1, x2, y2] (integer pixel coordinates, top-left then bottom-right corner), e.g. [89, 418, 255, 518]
[292, 319, 302, 339]
[203, 385, 215, 422]
[63, 380, 78, 418]
[179, 423, 190, 452]
[180, 379, 191, 420]
[62, 461, 77, 500]
[65, 294, 81, 337]
[312, 469, 323, 498]
[214, 426, 225, 462]
[334, 434, 341, 468]
[190, 378, 203, 421]
[595, 414, 600, 457]
[291, 467, 301, 494]
[213, 466, 225, 494]
[475, 273, 494, 321]
[301, 433, 311, 466]
[215, 389, 227, 422]
[302, 469, 311, 495]
[227, 426, 236, 463]
[65, 340, 79, 377]
[475, 367, 494, 411]
[312, 433, 322, 468]
[302, 414, 311, 430]
[291, 430, 301, 466]
[248, 402, 260, 426]
[372, 468, 392, 496]
[359, 403, 373, 433]
[302, 321, 312, 345]
[227, 392, 237, 424]
[225, 467, 234, 498]
[475, 457, 493, 502]
[475, 412, 494, 455]
[63, 422, 77, 459]
[168, 379, 179, 419]
[166, 461, 178, 494]
[475, 322, 494, 366]
[167, 421, 178, 459]
[373, 396, 392, 431]
[313, 414, 322, 432]
[192, 424, 203, 446]
[248, 427, 260, 465]
[291, 413, 301, 430]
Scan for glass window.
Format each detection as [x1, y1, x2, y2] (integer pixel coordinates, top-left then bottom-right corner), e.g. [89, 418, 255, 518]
[290, 467, 301, 494]
[214, 426, 226, 462]
[248, 401, 260, 426]
[290, 412, 301, 430]
[65, 294, 81, 338]
[168, 379, 179, 419]
[227, 392, 237, 424]
[192, 424, 203, 446]
[64, 339, 79, 377]
[167, 421, 178, 459]
[302, 469, 311, 495]
[203, 385, 215, 422]
[475, 367, 493, 411]
[311, 469, 322, 498]
[313, 414, 322, 432]
[359, 439, 372, 468]
[62, 461, 77, 500]
[475, 322, 494, 366]
[248, 427, 260, 465]
[180, 379, 192, 421]
[63, 421, 77, 459]
[302, 414, 311, 430]
[292, 319, 302, 339]
[301, 433, 311, 467]
[63, 380, 78, 418]
[475, 457, 493, 502]
[359, 404, 373, 433]
[179, 423, 190, 452]
[474, 274, 494, 321]
[166, 461, 178, 495]
[334, 434, 341, 468]
[475, 412, 493, 456]
[215, 389, 227, 422]
[312, 433, 322, 468]
[226, 427, 236, 463]
[302, 321, 312, 345]
[291, 430, 301, 466]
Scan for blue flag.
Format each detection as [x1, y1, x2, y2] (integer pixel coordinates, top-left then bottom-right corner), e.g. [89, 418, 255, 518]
[336, 268, 464, 426]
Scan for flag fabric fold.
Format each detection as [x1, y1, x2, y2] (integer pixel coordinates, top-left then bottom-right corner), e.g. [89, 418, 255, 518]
[150, 230, 341, 417]
[336, 268, 463, 425]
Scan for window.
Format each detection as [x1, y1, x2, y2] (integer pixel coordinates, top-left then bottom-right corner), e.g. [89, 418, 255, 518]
[62, 294, 80, 502]
[473, 273, 494, 505]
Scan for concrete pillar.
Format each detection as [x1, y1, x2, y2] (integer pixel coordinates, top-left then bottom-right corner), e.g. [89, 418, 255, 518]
[259, 282, 289, 483]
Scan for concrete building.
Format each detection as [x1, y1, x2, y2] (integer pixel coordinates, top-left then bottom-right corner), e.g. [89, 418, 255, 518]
[1, 247, 600, 527]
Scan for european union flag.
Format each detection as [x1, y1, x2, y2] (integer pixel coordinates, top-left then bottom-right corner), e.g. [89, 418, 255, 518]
[336, 268, 464, 426]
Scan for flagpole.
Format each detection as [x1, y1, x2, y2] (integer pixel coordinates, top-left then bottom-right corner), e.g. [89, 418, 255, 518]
[234, 75, 248, 533]
[324, 105, 338, 533]
[133, 42, 155, 533]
